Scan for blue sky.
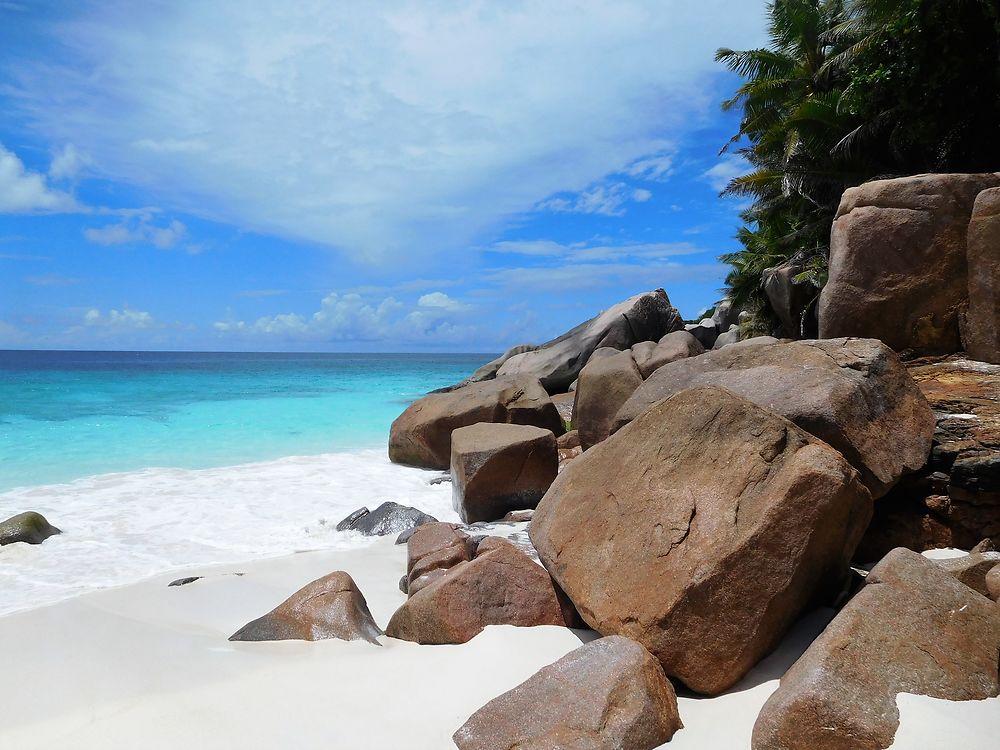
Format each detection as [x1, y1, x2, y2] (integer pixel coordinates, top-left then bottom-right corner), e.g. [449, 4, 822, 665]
[0, 1, 766, 352]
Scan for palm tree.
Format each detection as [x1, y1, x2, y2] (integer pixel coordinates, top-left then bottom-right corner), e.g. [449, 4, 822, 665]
[715, 0, 860, 334]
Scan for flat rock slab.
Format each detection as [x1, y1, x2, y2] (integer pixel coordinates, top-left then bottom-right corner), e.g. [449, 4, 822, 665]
[752, 548, 1000, 750]
[389, 376, 563, 470]
[531, 385, 872, 695]
[858, 356, 1000, 557]
[613, 337, 934, 498]
[451, 423, 558, 523]
[0, 512, 61, 546]
[386, 537, 575, 645]
[229, 571, 383, 644]
[453, 636, 682, 750]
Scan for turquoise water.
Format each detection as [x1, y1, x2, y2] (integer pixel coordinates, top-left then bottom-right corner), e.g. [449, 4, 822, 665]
[0, 351, 489, 492]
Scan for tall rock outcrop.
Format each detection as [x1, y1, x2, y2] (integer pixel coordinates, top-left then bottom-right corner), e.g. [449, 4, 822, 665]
[963, 187, 1000, 364]
[495, 289, 683, 392]
[819, 173, 1000, 355]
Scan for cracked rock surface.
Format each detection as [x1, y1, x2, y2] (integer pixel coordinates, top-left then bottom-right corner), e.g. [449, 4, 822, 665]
[752, 547, 1000, 750]
[530, 385, 873, 695]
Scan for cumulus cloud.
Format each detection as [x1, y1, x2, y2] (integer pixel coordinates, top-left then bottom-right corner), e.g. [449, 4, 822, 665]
[702, 155, 751, 193]
[0, 142, 79, 213]
[214, 290, 477, 345]
[83, 307, 157, 329]
[83, 211, 189, 250]
[7, 2, 766, 261]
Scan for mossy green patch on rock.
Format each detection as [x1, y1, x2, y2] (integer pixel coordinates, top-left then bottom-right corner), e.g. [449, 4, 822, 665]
[0, 512, 61, 546]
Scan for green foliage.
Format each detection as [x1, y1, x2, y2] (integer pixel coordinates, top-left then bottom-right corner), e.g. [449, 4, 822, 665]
[717, 0, 1000, 334]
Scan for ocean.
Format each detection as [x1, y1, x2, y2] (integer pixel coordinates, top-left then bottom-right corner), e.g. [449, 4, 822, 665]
[0, 350, 491, 615]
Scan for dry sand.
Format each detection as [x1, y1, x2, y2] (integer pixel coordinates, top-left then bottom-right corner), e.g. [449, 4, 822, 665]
[0, 538, 995, 749]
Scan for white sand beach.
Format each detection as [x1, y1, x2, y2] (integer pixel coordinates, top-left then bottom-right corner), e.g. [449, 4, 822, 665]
[1, 537, 996, 750]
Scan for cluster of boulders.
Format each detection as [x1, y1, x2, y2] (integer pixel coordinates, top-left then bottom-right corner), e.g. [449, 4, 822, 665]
[372, 279, 1000, 747]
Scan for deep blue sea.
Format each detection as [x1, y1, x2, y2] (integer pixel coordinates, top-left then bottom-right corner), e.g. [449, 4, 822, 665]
[0, 350, 490, 615]
[0, 350, 490, 492]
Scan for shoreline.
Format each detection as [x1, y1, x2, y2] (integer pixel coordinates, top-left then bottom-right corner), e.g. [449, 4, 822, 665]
[2, 537, 995, 749]
[0, 447, 455, 618]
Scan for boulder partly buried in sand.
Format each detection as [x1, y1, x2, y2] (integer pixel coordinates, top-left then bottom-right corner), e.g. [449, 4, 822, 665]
[573, 349, 643, 450]
[229, 571, 383, 644]
[495, 289, 683, 392]
[451, 423, 558, 523]
[386, 537, 575, 645]
[752, 548, 1000, 750]
[613, 337, 934, 498]
[389, 376, 563, 470]
[453, 636, 682, 750]
[531, 386, 873, 695]
[335, 501, 437, 536]
[0, 511, 61, 546]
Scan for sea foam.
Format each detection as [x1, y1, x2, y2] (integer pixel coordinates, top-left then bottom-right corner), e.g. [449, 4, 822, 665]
[0, 449, 457, 617]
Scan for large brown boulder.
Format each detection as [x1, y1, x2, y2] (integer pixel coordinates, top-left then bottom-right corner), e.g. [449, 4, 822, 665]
[389, 376, 563, 470]
[453, 636, 682, 750]
[451, 423, 558, 523]
[495, 289, 683, 392]
[631, 330, 705, 378]
[229, 571, 383, 644]
[752, 548, 1000, 750]
[963, 187, 1000, 364]
[530, 386, 872, 695]
[573, 349, 643, 450]
[819, 173, 1000, 355]
[405, 522, 473, 597]
[385, 537, 575, 644]
[0, 511, 61, 546]
[613, 338, 933, 499]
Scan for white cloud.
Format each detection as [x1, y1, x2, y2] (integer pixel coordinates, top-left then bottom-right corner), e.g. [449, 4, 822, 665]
[625, 151, 675, 181]
[484, 261, 727, 293]
[7, 2, 766, 261]
[702, 155, 751, 192]
[83, 211, 189, 250]
[538, 182, 635, 217]
[0, 142, 80, 213]
[632, 188, 653, 202]
[417, 291, 469, 312]
[214, 290, 478, 345]
[83, 307, 157, 329]
[48, 144, 91, 180]
[491, 239, 705, 263]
